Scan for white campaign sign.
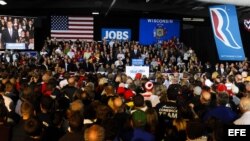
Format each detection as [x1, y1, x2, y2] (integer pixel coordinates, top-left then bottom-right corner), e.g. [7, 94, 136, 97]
[126, 66, 149, 79]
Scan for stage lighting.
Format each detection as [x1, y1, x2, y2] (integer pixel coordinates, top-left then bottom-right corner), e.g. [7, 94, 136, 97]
[0, 0, 7, 5]
[92, 12, 99, 15]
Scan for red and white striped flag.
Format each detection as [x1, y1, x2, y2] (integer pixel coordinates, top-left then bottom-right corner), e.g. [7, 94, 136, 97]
[51, 16, 94, 41]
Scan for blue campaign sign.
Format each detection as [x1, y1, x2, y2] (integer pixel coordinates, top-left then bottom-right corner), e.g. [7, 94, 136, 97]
[20, 51, 38, 57]
[139, 19, 180, 45]
[209, 5, 245, 61]
[101, 28, 131, 41]
[132, 59, 144, 66]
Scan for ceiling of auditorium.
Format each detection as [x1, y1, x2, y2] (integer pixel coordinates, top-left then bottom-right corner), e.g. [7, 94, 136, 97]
[1, 0, 250, 21]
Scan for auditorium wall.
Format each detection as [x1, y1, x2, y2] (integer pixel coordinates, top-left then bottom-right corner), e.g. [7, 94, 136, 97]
[0, 9, 249, 64]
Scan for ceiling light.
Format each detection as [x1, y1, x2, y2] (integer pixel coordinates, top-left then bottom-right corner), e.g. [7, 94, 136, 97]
[92, 12, 99, 15]
[183, 18, 205, 22]
[197, 0, 250, 7]
[0, 0, 7, 5]
[192, 6, 205, 10]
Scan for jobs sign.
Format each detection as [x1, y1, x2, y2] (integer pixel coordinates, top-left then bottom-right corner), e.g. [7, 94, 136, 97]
[102, 28, 131, 40]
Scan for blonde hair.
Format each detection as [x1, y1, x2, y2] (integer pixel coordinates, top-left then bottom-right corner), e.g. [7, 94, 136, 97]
[172, 118, 187, 132]
[240, 97, 250, 112]
[108, 96, 123, 113]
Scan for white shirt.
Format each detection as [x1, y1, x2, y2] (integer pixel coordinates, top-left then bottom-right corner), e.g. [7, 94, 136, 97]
[28, 43, 34, 50]
[15, 99, 22, 116]
[55, 48, 63, 55]
[183, 52, 190, 60]
[234, 111, 250, 125]
[141, 91, 160, 107]
[115, 59, 123, 67]
[18, 28, 23, 37]
[13, 53, 18, 61]
[141, 53, 148, 60]
[8, 28, 12, 37]
[163, 80, 170, 88]
[177, 57, 182, 63]
[220, 68, 224, 74]
[151, 61, 158, 68]
[109, 41, 114, 47]
[40, 51, 48, 56]
[6, 56, 10, 62]
[205, 79, 213, 87]
[67, 51, 75, 59]
[59, 79, 68, 89]
[117, 53, 125, 60]
[2, 95, 13, 112]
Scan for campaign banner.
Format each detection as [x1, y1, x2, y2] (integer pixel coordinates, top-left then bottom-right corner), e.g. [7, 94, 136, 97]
[126, 66, 149, 79]
[132, 59, 144, 66]
[139, 18, 180, 45]
[20, 51, 38, 57]
[101, 28, 131, 41]
[209, 5, 245, 61]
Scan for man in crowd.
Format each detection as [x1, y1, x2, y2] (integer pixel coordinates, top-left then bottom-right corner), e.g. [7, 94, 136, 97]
[234, 96, 250, 125]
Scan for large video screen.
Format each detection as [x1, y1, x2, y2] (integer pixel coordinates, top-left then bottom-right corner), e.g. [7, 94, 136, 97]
[0, 15, 36, 50]
[139, 18, 180, 45]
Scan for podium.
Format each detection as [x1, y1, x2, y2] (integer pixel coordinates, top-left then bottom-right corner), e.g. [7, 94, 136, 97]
[126, 66, 149, 79]
[6, 43, 26, 50]
[132, 59, 144, 66]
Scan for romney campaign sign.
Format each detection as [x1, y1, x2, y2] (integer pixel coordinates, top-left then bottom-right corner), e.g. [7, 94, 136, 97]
[139, 18, 180, 45]
[209, 5, 245, 61]
[132, 59, 144, 66]
[101, 28, 131, 41]
[126, 66, 149, 79]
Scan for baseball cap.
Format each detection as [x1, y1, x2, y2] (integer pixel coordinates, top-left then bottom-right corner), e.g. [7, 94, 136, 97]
[135, 73, 142, 80]
[217, 83, 227, 92]
[124, 89, 135, 101]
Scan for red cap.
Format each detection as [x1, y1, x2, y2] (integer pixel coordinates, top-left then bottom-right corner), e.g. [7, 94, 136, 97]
[217, 84, 227, 92]
[124, 89, 135, 101]
[117, 87, 126, 95]
[135, 73, 142, 80]
[217, 83, 233, 96]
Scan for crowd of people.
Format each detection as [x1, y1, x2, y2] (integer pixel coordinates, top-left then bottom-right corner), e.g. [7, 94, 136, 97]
[0, 37, 250, 141]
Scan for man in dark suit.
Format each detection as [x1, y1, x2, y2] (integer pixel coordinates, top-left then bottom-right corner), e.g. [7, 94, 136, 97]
[26, 20, 34, 32]
[1, 20, 19, 48]
[26, 20, 34, 37]
[130, 44, 141, 59]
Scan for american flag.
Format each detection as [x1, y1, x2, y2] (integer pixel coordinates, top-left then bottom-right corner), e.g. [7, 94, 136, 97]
[51, 16, 94, 41]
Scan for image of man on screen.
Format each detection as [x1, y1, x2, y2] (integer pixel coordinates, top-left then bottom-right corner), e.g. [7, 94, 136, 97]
[1, 20, 19, 49]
